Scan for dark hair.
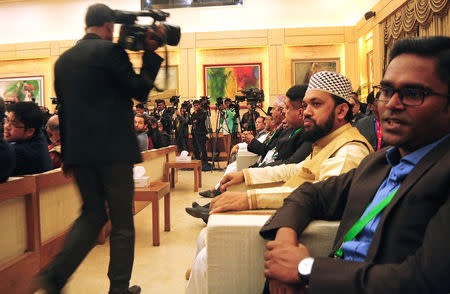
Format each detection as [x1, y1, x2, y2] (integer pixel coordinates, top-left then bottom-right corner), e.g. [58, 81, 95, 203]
[389, 36, 450, 91]
[257, 116, 266, 122]
[367, 91, 375, 105]
[148, 116, 158, 125]
[331, 94, 353, 122]
[6, 102, 44, 131]
[286, 85, 308, 103]
[192, 100, 200, 105]
[85, 3, 114, 27]
[136, 103, 145, 110]
[157, 100, 166, 105]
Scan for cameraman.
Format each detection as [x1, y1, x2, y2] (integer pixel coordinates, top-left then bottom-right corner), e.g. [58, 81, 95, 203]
[174, 106, 189, 153]
[219, 98, 237, 160]
[191, 100, 210, 171]
[241, 104, 260, 133]
[36, 4, 165, 294]
[156, 99, 173, 135]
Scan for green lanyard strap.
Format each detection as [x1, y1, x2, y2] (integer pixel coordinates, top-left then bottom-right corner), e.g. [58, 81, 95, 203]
[289, 127, 303, 138]
[334, 188, 399, 258]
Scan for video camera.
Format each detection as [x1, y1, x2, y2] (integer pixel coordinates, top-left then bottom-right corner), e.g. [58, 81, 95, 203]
[235, 88, 264, 105]
[199, 96, 211, 111]
[114, 9, 181, 51]
[181, 100, 192, 114]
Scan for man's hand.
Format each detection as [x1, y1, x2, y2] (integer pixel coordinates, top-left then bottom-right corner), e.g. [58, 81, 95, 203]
[230, 145, 239, 155]
[210, 191, 249, 213]
[264, 241, 311, 284]
[219, 171, 245, 192]
[241, 131, 254, 144]
[145, 24, 165, 51]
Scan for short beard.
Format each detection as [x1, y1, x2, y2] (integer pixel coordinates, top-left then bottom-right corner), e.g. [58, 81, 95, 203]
[303, 111, 335, 142]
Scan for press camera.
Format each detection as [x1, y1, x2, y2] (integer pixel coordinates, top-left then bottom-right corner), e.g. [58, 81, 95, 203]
[235, 88, 264, 105]
[114, 9, 181, 51]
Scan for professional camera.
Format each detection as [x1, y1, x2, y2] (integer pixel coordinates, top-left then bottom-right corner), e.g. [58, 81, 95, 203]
[114, 9, 181, 51]
[181, 100, 192, 114]
[50, 97, 60, 105]
[235, 88, 264, 105]
[170, 95, 180, 106]
[215, 96, 224, 108]
[199, 96, 211, 111]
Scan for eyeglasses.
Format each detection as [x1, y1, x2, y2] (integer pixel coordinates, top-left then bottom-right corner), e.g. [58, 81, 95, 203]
[373, 85, 449, 107]
[4, 118, 26, 129]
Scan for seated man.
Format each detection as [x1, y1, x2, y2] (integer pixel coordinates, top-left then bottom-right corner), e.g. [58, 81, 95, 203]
[349, 93, 366, 124]
[188, 85, 313, 221]
[134, 113, 149, 152]
[0, 97, 15, 182]
[356, 90, 387, 151]
[185, 71, 373, 294]
[46, 115, 62, 169]
[195, 86, 312, 200]
[4, 102, 52, 175]
[262, 36, 450, 294]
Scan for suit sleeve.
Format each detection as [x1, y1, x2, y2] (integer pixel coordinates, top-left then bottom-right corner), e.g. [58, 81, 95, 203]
[247, 138, 269, 156]
[262, 140, 313, 166]
[310, 196, 450, 294]
[107, 45, 163, 102]
[259, 169, 354, 240]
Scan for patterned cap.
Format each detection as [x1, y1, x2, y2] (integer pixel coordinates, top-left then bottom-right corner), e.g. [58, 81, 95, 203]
[307, 71, 352, 102]
[273, 95, 287, 108]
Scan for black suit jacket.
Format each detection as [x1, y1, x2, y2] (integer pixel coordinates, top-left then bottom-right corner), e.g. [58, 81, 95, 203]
[55, 34, 163, 165]
[260, 136, 450, 294]
[355, 114, 387, 151]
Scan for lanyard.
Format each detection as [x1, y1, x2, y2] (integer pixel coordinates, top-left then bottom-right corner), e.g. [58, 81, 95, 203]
[373, 116, 382, 151]
[334, 188, 399, 258]
[289, 127, 303, 138]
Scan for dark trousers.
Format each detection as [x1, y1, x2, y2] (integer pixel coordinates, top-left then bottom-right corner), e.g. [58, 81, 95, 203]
[43, 163, 135, 293]
[192, 133, 208, 163]
[176, 134, 188, 153]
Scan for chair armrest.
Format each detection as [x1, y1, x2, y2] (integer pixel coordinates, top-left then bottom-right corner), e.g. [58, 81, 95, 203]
[206, 214, 339, 294]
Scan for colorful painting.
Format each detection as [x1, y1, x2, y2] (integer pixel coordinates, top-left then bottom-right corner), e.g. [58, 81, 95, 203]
[292, 59, 339, 86]
[204, 63, 262, 104]
[0, 76, 44, 106]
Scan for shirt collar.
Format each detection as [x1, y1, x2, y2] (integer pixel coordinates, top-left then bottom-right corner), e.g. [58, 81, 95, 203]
[385, 133, 450, 167]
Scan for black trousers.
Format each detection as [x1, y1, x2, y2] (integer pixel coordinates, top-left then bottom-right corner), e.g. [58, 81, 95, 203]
[44, 163, 135, 293]
[192, 133, 208, 163]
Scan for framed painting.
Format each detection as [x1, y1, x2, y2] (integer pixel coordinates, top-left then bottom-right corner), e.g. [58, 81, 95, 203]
[292, 59, 340, 85]
[149, 65, 179, 98]
[0, 76, 44, 106]
[203, 63, 262, 105]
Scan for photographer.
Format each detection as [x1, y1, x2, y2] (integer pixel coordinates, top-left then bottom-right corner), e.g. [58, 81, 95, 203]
[156, 99, 173, 135]
[36, 4, 167, 294]
[191, 100, 210, 171]
[219, 98, 237, 159]
[174, 105, 189, 152]
[240, 104, 260, 133]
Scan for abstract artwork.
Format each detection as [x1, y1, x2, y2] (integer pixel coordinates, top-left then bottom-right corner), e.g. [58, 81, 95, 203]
[204, 63, 262, 104]
[0, 76, 44, 106]
[292, 59, 339, 85]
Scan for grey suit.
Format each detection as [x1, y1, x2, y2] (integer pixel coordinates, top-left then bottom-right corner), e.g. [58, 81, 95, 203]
[261, 135, 450, 294]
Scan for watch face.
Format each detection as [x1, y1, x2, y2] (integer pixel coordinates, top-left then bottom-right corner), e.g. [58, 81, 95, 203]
[298, 257, 314, 276]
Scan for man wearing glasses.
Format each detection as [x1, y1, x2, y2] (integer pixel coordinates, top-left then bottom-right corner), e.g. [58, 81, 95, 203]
[261, 36, 449, 294]
[3, 102, 52, 176]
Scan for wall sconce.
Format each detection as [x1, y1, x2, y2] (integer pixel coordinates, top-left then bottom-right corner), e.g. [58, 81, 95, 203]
[364, 11, 376, 20]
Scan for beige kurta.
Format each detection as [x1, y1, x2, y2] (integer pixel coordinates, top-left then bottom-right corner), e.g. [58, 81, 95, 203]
[242, 123, 373, 209]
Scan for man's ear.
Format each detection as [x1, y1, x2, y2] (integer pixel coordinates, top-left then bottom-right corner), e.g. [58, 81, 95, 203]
[336, 103, 349, 120]
[24, 128, 36, 139]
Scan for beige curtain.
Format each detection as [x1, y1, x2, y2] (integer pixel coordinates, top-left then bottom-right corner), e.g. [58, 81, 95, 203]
[382, 0, 449, 72]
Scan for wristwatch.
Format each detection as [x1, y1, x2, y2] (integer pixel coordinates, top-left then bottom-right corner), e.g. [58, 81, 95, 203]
[298, 257, 314, 286]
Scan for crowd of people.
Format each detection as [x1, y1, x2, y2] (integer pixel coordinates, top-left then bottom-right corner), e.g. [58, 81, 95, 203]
[0, 5, 448, 293]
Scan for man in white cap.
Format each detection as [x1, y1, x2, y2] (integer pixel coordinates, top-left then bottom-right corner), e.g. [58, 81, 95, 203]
[185, 72, 373, 294]
[209, 71, 373, 213]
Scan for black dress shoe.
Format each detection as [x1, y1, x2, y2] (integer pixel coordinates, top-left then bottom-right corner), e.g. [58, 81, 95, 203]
[198, 189, 221, 198]
[185, 206, 210, 223]
[127, 285, 141, 294]
[33, 274, 62, 294]
[192, 201, 200, 208]
[109, 285, 141, 294]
